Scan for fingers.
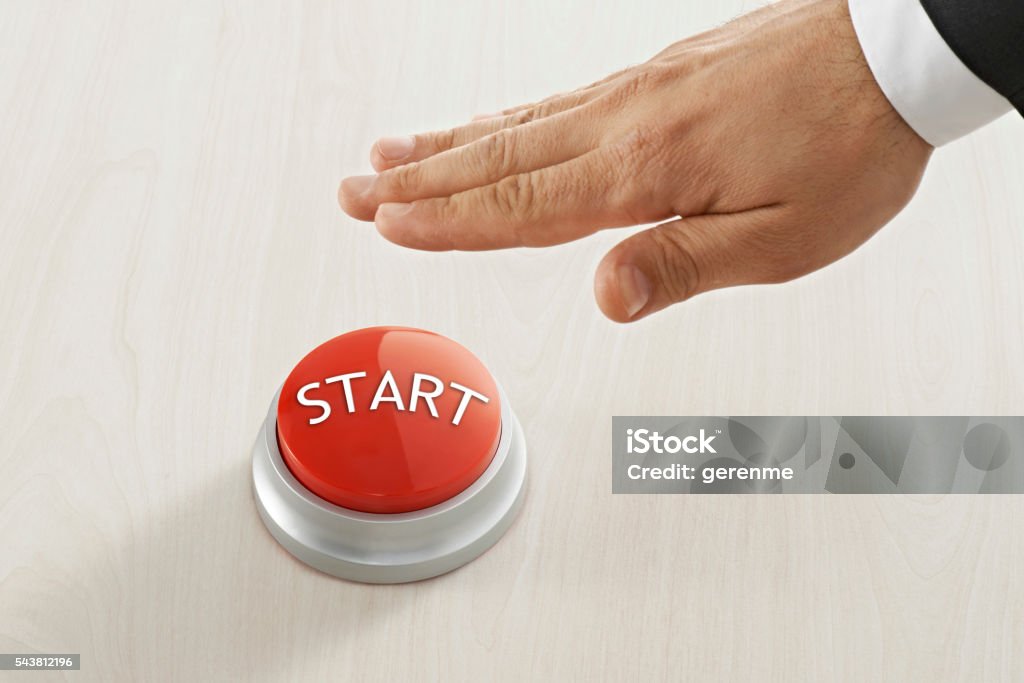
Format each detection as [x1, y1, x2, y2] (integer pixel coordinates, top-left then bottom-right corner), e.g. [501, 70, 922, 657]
[369, 80, 615, 172]
[340, 112, 598, 221]
[474, 78, 617, 121]
[369, 117, 521, 172]
[486, 67, 632, 119]
[373, 149, 657, 251]
[593, 206, 800, 322]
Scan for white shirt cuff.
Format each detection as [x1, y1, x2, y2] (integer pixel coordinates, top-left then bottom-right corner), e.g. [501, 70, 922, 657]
[848, 0, 1013, 146]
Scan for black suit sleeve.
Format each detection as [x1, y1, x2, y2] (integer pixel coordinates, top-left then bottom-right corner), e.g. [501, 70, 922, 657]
[920, 0, 1024, 115]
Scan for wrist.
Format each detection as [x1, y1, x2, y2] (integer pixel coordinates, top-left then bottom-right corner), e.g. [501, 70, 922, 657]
[848, 0, 1013, 145]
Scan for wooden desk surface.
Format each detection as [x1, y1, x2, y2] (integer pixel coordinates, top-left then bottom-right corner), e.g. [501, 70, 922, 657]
[2, 1, 1023, 680]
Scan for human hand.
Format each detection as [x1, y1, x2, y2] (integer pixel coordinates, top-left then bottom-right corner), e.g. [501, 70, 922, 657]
[338, 0, 932, 322]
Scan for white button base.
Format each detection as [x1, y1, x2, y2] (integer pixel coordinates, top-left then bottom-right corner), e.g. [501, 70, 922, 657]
[251, 385, 527, 584]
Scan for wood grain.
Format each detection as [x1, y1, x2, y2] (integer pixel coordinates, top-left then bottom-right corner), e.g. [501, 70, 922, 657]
[1, 1, 1023, 680]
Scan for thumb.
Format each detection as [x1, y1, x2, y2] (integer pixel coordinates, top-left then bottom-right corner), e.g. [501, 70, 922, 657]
[593, 207, 795, 322]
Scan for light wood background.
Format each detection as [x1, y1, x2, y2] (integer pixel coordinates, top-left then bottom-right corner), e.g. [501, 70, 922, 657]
[2, 1, 1023, 681]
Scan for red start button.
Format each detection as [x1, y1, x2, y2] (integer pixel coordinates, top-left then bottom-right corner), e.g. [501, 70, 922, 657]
[276, 327, 502, 514]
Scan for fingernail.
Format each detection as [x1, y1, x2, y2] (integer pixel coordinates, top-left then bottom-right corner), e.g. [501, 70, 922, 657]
[377, 202, 414, 220]
[618, 265, 651, 319]
[375, 136, 416, 161]
[340, 175, 375, 198]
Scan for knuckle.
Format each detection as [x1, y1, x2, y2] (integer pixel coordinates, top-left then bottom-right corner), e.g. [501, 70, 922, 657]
[647, 228, 702, 302]
[433, 196, 458, 231]
[629, 135, 662, 175]
[643, 60, 680, 83]
[531, 93, 574, 120]
[384, 161, 422, 196]
[625, 69, 657, 98]
[433, 127, 457, 152]
[491, 174, 546, 245]
[493, 173, 537, 218]
[604, 181, 643, 225]
[613, 63, 675, 102]
[511, 107, 539, 126]
[532, 99, 557, 119]
[478, 130, 516, 179]
[610, 124, 664, 169]
[598, 126, 675, 227]
[501, 100, 537, 117]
